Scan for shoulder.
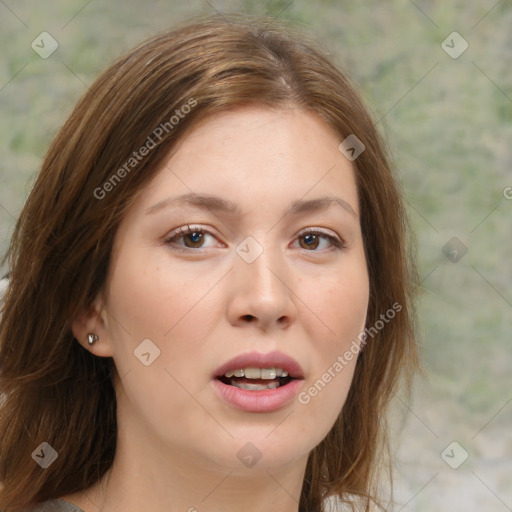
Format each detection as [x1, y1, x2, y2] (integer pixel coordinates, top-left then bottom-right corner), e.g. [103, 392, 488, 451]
[28, 499, 85, 512]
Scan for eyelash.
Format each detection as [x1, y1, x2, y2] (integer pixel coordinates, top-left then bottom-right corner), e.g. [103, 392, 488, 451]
[164, 225, 346, 253]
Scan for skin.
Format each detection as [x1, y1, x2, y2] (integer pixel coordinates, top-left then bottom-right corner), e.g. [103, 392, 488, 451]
[65, 106, 370, 512]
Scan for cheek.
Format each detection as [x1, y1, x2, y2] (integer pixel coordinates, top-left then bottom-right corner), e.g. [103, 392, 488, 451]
[107, 245, 212, 338]
[295, 258, 368, 422]
[302, 259, 369, 346]
[105, 246, 225, 391]
[105, 249, 221, 441]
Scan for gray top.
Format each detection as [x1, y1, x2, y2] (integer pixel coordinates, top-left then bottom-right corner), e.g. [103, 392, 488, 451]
[30, 499, 85, 512]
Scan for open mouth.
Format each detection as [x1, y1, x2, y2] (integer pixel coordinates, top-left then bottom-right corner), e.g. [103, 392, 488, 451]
[212, 354, 305, 411]
[216, 367, 295, 391]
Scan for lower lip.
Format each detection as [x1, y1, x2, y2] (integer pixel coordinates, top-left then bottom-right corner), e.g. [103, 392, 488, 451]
[211, 378, 303, 413]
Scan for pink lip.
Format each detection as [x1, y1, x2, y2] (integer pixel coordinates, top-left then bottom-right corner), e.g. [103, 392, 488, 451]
[211, 378, 303, 413]
[212, 350, 305, 379]
[211, 350, 305, 413]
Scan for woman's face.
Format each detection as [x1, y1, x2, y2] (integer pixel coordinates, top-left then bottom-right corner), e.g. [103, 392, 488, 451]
[87, 106, 369, 474]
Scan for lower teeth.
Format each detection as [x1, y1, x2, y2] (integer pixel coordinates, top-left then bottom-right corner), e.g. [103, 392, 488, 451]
[230, 379, 280, 390]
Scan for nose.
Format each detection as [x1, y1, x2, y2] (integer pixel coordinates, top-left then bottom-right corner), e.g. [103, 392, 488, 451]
[226, 241, 297, 332]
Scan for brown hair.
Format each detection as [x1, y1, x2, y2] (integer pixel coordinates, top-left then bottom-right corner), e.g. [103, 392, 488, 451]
[0, 13, 418, 512]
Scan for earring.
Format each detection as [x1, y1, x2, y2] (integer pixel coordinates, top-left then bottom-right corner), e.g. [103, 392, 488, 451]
[87, 333, 98, 345]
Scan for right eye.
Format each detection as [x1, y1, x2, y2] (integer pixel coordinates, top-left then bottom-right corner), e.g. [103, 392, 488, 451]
[164, 225, 222, 251]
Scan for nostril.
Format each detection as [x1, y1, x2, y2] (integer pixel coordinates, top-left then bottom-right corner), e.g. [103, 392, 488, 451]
[278, 316, 289, 326]
[242, 315, 255, 321]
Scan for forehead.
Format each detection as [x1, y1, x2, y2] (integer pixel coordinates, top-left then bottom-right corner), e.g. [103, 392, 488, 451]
[136, 106, 360, 217]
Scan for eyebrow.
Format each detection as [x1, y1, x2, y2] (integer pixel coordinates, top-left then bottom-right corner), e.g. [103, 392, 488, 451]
[146, 193, 358, 218]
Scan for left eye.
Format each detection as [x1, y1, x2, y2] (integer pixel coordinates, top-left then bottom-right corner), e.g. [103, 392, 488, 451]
[165, 226, 343, 252]
[292, 230, 344, 251]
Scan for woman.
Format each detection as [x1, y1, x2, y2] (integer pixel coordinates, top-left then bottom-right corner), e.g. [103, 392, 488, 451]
[0, 13, 418, 512]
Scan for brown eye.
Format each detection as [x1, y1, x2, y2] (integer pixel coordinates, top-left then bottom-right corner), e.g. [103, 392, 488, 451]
[295, 230, 344, 251]
[182, 230, 204, 248]
[165, 226, 217, 251]
[299, 233, 320, 250]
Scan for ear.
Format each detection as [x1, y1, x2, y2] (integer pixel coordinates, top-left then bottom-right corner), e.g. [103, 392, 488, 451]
[71, 295, 115, 358]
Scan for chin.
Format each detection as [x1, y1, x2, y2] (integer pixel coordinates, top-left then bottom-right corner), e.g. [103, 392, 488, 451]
[202, 426, 319, 473]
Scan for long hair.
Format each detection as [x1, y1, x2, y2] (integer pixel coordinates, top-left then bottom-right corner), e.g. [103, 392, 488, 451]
[0, 13, 419, 512]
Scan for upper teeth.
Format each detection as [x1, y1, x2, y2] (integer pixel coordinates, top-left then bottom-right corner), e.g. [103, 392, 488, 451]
[224, 367, 289, 379]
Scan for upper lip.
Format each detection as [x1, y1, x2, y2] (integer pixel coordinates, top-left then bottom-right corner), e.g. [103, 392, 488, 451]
[213, 351, 305, 379]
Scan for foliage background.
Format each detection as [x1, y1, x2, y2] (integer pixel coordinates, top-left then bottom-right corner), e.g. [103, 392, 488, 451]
[1, 0, 511, 510]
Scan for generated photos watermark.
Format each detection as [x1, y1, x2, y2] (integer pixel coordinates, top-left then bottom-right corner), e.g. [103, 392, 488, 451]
[93, 97, 197, 200]
[298, 302, 402, 405]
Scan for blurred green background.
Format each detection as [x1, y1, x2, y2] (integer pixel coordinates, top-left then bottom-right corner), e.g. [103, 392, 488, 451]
[1, 0, 511, 510]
